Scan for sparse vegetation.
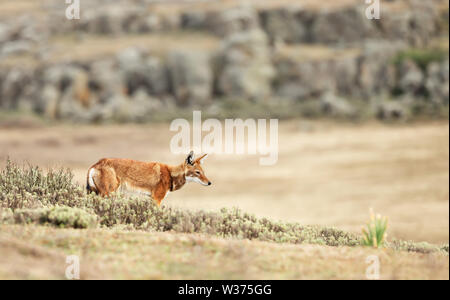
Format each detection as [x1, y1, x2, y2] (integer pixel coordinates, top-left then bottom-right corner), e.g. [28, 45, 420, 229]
[362, 209, 388, 248]
[0, 160, 448, 255]
[392, 48, 448, 71]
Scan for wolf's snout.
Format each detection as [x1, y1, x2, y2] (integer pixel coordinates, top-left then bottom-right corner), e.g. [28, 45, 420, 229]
[208, 181, 212, 186]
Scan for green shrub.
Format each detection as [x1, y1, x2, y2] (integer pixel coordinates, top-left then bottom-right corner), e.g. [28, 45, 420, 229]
[45, 206, 98, 229]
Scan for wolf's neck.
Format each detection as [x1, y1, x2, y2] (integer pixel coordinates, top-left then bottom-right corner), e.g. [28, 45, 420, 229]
[168, 164, 186, 191]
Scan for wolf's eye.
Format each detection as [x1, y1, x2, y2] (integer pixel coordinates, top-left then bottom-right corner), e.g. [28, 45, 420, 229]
[195, 171, 201, 175]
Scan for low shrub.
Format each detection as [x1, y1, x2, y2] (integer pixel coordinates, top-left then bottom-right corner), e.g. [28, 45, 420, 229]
[388, 240, 448, 255]
[9, 206, 98, 229]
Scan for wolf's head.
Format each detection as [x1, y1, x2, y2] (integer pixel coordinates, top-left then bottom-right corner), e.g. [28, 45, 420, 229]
[184, 151, 211, 186]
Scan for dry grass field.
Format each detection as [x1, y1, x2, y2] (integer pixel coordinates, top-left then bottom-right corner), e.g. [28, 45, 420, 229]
[0, 224, 448, 280]
[1, 120, 448, 245]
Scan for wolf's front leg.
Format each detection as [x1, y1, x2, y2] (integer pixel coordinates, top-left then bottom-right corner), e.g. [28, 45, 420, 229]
[151, 186, 168, 207]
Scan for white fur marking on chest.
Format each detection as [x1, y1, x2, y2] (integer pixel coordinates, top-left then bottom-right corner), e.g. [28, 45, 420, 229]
[186, 176, 207, 186]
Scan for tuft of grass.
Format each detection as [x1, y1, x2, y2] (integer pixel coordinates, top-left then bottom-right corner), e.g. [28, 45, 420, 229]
[0, 160, 447, 254]
[362, 209, 388, 248]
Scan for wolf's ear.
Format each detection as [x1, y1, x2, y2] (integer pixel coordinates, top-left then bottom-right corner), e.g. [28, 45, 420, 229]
[196, 154, 208, 164]
[186, 151, 195, 165]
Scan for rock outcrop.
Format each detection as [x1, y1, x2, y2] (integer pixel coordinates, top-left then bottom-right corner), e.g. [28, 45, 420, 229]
[0, 0, 448, 121]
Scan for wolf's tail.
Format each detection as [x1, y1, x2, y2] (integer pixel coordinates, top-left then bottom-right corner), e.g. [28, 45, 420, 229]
[86, 168, 98, 194]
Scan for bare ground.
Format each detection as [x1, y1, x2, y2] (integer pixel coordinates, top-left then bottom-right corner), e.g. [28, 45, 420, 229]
[0, 120, 448, 244]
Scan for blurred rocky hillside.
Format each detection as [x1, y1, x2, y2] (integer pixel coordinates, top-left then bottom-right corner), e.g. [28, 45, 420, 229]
[0, 0, 448, 122]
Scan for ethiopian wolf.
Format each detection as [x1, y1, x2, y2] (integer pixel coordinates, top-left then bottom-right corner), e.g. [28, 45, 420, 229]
[86, 151, 211, 206]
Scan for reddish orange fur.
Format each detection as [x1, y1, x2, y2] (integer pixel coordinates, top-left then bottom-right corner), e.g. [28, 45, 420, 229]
[86, 153, 211, 206]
